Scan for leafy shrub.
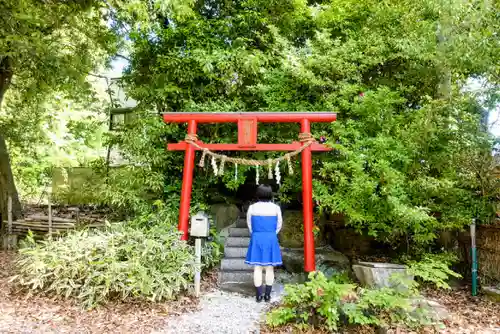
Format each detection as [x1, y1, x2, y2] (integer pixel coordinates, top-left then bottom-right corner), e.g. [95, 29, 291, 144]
[407, 252, 462, 289]
[278, 211, 323, 248]
[267, 272, 435, 332]
[315, 265, 352, 282]
[11, 224, 197, 309]
[128, 200, 222, 271]
[201, 226, 223, 270]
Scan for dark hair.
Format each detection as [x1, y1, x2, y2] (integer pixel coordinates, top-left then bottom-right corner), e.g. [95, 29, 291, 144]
[255, 184, 273, 202]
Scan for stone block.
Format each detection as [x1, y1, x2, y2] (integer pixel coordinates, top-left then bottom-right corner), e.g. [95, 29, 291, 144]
[224, 247, 248, 258]
[352, 262, 414, 288]
[411, 297, 450, 321]
[210, 204, 240, 232]
[229, 227, 250, 237]
[226, 237, 250, 247]
[279, 210, 323, 248]
[221, 258, 252, 271]
[281, 246, 350, 274]
[235, 218, 247, 228]
[2, 234, 17, 250]
[483, 286, 500, 302]
[219, 271, 253, 284]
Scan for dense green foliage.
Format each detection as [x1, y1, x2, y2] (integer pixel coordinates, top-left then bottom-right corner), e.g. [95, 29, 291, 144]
[128, 200, 223, 269]
[406, 252, 462, 289]
[119, 0, 500, 249]
[2, 0, 499, 255]
[12, 222, 197, 308]
[267, 260, 460, 332]
[267, 272, 425, 331]
[0, 0, 195, 216]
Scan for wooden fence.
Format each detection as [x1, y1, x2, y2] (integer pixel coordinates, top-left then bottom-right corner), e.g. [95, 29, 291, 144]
[458, 223, 500, 285]
[2, 194, 105, 250]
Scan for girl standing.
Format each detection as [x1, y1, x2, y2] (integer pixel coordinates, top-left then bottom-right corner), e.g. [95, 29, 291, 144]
[245, 184, 283, 302]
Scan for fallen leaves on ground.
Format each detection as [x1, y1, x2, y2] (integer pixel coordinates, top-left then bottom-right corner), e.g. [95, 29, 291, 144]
[0, 251, 209, 333]
[423, 287, 500, 334]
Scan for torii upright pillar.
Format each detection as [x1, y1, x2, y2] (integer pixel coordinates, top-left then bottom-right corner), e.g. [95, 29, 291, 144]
[163, 112, 337, 272]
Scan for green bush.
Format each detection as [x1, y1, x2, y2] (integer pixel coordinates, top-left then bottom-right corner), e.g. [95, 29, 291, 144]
[128, 200, 222, 271]
[201, 227, 223, 270]
[407, 252, 462, 289]
[267, 272, 436, 332]
[11, 224, 197, 309]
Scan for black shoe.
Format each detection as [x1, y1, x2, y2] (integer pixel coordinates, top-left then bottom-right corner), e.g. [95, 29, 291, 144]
[264, 285, 272, 302]
[255, 286, 264, 303]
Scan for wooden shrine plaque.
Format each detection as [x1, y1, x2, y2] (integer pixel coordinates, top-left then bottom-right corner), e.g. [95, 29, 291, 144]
[237, 118, 257, 147]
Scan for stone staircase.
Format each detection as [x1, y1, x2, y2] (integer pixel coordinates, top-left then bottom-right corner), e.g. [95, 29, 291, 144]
[219, 211, 253, 285]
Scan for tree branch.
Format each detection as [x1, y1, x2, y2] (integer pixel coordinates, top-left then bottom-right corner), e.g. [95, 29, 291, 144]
[116, 54, 131, 62]
[88, 73, 122, 80]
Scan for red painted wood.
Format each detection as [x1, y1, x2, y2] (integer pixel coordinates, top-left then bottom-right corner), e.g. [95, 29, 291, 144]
[237, 118, 258, 147]
[178, 120, 197, 241]
[163, 112, 337, 123]
[301, 119, 316, 272]
[167, 142, 332, 152]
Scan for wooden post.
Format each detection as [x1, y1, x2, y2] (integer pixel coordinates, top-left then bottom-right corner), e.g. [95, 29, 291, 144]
[301, 119, 316, 272]
[7, 195, 12, 235]
[48, 191, 53, 237]
[3, 195, 17, 250]
[471, 219, 478, 296]
[178, 120, 197, 240]
[194, 238, 202, 297]
[76, 207, 80, 225]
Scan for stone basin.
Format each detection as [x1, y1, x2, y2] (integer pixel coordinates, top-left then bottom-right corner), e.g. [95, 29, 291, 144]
[352, 261, 414, 289]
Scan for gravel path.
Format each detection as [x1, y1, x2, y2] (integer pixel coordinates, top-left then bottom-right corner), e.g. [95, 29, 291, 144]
[156, 288, 284, 334]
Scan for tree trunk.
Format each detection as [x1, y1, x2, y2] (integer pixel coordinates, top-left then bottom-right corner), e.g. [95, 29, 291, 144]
[0, 132, 22, 224]
[0, 56, 22, 225]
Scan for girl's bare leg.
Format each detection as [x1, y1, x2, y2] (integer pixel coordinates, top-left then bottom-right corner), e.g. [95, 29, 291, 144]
[264, 265, 274, 285]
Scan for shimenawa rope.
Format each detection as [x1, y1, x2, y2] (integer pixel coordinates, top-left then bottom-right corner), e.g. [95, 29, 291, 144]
[184, 133, 315, 168]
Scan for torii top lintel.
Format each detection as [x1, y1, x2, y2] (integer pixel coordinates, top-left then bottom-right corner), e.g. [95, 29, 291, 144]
[162, 112, 337, 123]
[162, 112, 337, 152]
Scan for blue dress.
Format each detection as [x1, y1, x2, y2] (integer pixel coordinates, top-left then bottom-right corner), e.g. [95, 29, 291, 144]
[245, 214, 283, 266]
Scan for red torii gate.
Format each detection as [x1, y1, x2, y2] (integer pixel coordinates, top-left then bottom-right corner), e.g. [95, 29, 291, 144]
[163, 112, 337, 272]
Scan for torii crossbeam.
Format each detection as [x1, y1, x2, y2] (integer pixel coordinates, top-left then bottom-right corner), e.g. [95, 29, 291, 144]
[163, 112, 337, 272]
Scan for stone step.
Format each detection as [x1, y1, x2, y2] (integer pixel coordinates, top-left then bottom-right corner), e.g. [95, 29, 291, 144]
[229, 227, 250, 237]
[219, 270, 254, 284]
[226, 237, 250, 247]
[221, 258, 252, 271]
[235, 218, 247, 228]
[224, 246, 248, 258]
[220, 282, 285, 299]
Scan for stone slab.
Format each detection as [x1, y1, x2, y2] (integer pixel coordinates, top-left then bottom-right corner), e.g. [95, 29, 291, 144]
[229, 227, 250, 237]
[483, 286, 500, 302]
[235, 218, 247, 228]
[219, 282, 285, 300]
[219, 271, 254, 284]
[357, 262, 407, 269]
[353, 262, 414, 288]
[221, 258, 252, 271]
[224, 247, 248, 258]
[226, 237, 250, 247]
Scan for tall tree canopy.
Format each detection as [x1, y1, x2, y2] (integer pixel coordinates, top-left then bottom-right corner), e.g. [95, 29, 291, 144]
[1, 0, 499, 251]
[0, 0, 186, 219]
[120, 0, 499, 247]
